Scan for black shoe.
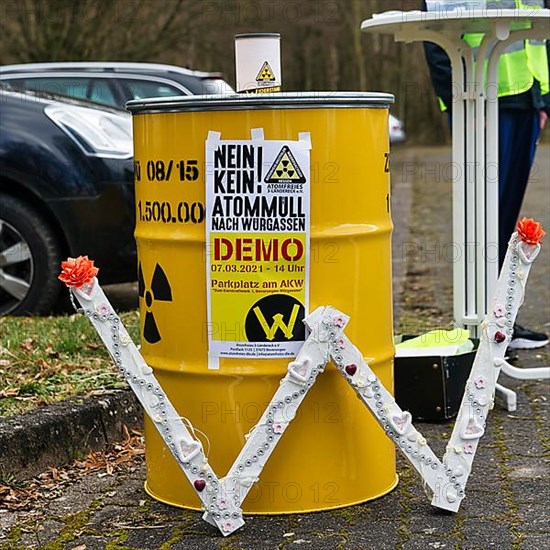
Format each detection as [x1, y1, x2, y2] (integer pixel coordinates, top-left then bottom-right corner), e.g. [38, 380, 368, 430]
[508, 323, 549, 350]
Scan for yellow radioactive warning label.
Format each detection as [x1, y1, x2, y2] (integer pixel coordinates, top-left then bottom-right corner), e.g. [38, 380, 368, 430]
[265, 146, 306, 184]
[256, 61, 276, 82]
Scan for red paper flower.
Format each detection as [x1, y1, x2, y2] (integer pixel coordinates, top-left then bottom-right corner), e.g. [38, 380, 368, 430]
[516, 217, 545, 246]
[58, 256, 98, 288]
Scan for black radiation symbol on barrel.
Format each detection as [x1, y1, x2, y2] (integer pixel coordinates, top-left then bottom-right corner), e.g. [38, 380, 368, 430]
[138, 263, 172, 344]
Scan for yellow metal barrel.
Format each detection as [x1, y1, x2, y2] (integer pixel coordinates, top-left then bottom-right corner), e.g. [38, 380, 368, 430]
[127, 92, 396, 514]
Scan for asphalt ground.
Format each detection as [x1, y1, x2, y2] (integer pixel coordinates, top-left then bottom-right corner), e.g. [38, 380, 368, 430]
[1, 145, 548, 549]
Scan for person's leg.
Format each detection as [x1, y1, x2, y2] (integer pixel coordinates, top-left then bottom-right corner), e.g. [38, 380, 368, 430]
[498, 109, 548, 349]
[498, 109, 540, 268]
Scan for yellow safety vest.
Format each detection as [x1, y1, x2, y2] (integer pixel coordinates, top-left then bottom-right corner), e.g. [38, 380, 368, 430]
[463, 0, 549, 98]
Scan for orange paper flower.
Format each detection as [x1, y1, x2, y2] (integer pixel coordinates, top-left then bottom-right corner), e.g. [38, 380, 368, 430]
[58, 256, 99, 288]
[516, 217, 545, 246]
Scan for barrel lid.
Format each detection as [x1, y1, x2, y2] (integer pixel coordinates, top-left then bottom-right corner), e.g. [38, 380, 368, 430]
[126, 92, 394, 114]
[234, 33, 281, 39]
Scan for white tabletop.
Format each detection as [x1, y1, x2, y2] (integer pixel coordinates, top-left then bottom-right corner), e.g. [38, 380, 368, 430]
[361, 9, 550, 37]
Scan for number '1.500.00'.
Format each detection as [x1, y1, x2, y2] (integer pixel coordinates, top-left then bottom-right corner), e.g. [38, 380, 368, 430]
[137, 200, 204, 224]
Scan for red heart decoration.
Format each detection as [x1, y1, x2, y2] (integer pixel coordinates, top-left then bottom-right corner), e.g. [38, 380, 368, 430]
[494, 331, 506, 344]
[345, 364, 357, 376]
[194, 479, 206, 492]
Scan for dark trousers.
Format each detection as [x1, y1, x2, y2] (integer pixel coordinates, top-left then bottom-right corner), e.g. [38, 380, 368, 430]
[497, 109, 541, 268]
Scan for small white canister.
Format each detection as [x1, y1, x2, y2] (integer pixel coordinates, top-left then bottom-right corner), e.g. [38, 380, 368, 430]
[235, 33, 281, 94]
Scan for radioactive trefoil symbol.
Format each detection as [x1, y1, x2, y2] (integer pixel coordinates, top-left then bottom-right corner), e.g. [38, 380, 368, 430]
[264, 146, 306, 184]
[138, 263, 172, 344]
[256, 61, 276, 82]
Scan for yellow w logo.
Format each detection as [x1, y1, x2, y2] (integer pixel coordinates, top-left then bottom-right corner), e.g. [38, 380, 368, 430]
[253, 304, 300, 341]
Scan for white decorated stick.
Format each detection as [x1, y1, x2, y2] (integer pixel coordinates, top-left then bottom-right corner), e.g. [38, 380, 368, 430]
[329, 333, 448, 505]
[59, 257, 244, 536]
[437, 223, 544, 509]
[327, 221, 544, 512]
[214, 307, 347, 520]
[60, 260, 347, 535]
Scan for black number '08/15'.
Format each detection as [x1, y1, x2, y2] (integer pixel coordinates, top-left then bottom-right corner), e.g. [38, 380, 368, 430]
[144, 159, 199, 182]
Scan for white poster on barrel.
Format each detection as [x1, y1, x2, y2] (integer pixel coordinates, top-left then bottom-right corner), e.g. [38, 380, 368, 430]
[205, 128, 311, 363]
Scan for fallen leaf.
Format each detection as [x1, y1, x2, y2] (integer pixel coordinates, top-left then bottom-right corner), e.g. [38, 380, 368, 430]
[20, 338, 35, 352]
[44, 346, 59, 358]
[0, 388, 19, 398]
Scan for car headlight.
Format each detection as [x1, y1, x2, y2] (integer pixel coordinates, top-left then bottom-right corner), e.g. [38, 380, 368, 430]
[45, 104, 133, 159]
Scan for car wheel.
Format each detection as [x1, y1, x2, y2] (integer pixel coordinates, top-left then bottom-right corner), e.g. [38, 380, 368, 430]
[0, 195, 63, 315]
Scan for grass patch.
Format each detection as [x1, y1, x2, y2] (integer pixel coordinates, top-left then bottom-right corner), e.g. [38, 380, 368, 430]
[0, 311, 140, 417]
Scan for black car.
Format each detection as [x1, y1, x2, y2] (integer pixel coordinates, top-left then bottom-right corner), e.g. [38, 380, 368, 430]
[0, 89, 136, 315]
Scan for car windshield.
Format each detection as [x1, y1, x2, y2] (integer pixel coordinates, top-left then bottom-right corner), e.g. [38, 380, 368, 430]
[122, 76, 234, 102]
[123, 79, 183, 100]
[1, 76, 119, 107]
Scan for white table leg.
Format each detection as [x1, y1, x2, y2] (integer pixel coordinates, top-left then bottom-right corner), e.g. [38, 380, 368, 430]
[495, 383, 517, 412]
[473, 33, 497, 334]
[464, 48, 479, 331]
[500, 360, 550, 380]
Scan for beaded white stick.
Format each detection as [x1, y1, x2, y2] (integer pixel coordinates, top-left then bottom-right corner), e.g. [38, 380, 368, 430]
[214, 307, 347, 521]
[67, 277, 244, 536]
[65, 269, 346, 535]
[325, 227, 543, 511]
